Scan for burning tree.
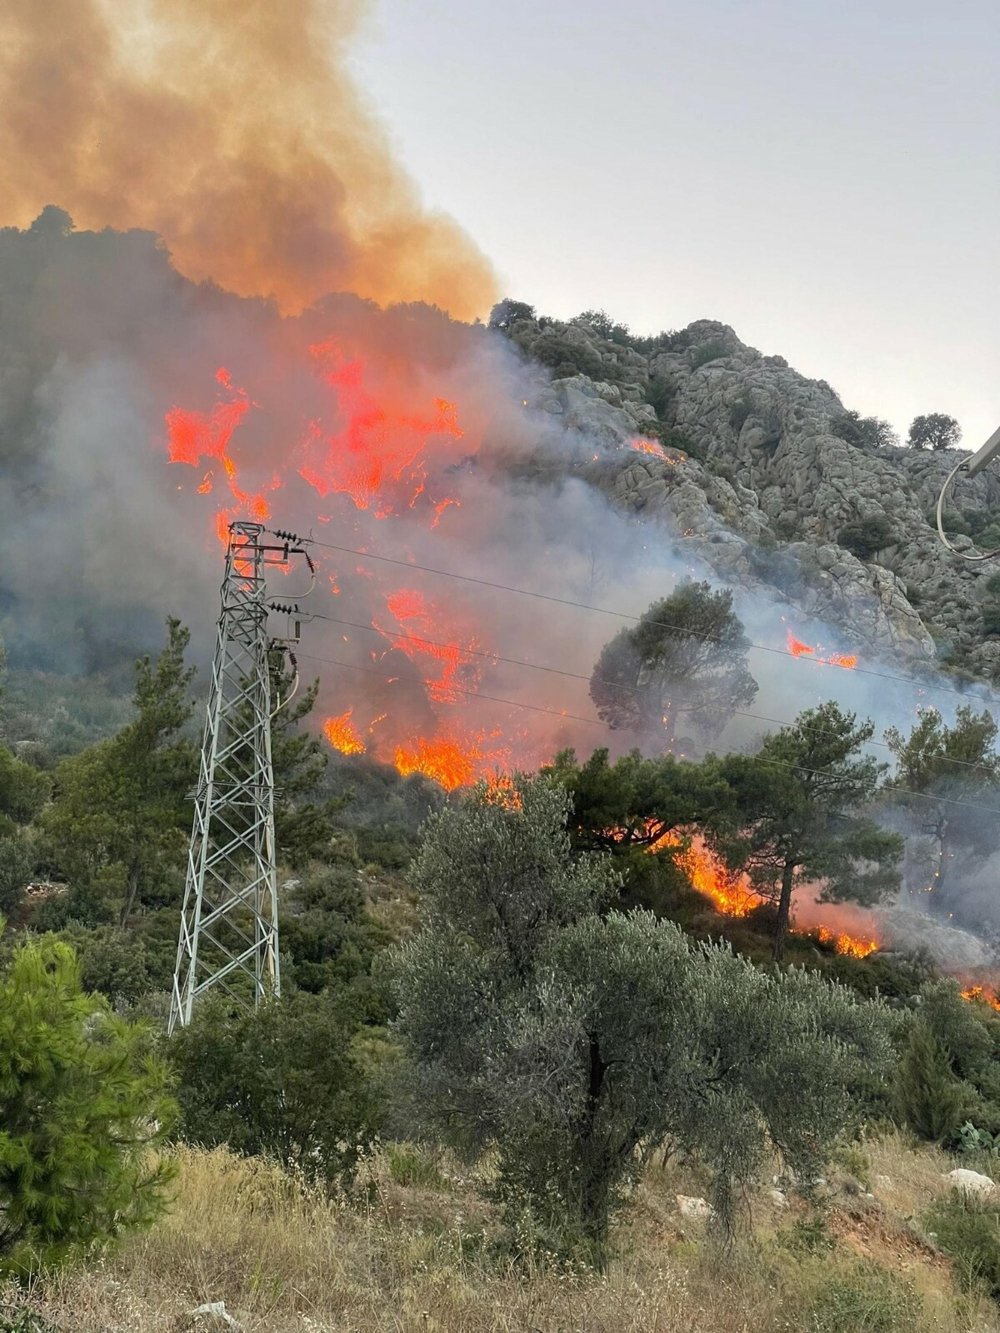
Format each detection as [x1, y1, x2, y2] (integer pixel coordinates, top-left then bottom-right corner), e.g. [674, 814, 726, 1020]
[390, 775, 896, 1260]
[544, 746, 734, 854]
[589, 581, 758, 751]
[720, 702, 903, 961]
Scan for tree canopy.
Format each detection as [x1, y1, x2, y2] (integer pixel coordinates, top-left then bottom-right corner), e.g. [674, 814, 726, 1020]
[589, 581, 758, 751]
[884, 706, 1000, 913]
[41, 618, 196, 926]
[908, 413, 961, 451]
[719, 702, 902, 960]
[390, 775, 896, 1259]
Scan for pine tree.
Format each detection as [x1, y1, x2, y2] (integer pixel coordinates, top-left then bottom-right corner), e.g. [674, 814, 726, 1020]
[0, 931, 176, 1275]
[895, 1019, 968, 1143]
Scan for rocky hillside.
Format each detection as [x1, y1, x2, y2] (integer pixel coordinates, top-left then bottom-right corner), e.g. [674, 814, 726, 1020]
[505, 310, 1000, 679]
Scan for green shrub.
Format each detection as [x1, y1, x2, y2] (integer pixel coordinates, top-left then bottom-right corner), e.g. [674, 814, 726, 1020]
[894, 1018, 969, 1143]
[806, 1260, 921, 1331]
[0, 931, 176, 1277]
[0, 1313, 58, 1333]
[982, 605, 1000, 637]
[838, 515, 896, 559]
[924, 1191, 1000, 1301]
[829, 411, 897, 450]
[691, 340, 728, 369]
[170, 990, 380, 1179]
[645, 374, 676, 419]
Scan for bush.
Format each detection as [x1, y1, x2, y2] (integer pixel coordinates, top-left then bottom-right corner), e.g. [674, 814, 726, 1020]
[728, 390, 756, 432]
[838, 515, 896, 559]
[0, 931, 175, 1276]
[924, 1191, 1000, 1301]
[691, 340, 728, 369]
[982, 605, 1000, 637]
[169, 990, 380, 1178]
[829, 411, 897, 450]
[806, 1260, 921, 1331]
[894, 1019, 969, 1143]
[645, 374, 676, 419]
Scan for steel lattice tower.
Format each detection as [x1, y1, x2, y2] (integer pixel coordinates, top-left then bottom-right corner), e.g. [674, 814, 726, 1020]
[169, 521, 307, 1033]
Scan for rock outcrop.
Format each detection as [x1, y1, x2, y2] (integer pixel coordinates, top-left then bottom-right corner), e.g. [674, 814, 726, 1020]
[508, 313, 998, 676]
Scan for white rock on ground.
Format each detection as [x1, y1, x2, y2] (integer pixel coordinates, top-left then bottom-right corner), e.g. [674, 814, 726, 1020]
[676, 1194, 714, 1220]
[943, 1168, 998, 1198]
[188, 1303, 245, 1331]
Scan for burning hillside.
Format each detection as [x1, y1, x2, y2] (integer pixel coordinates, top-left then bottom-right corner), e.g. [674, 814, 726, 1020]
[2, 1, 996, 978]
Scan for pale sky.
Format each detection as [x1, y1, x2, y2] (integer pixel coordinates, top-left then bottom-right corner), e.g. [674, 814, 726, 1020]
[352, 0, 999, 449]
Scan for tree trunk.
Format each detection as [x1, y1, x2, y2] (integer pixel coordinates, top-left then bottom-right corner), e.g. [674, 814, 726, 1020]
[119, 861, 141, 927]
[578, 1034, 610, 1266]
[772, 860, 795, 962]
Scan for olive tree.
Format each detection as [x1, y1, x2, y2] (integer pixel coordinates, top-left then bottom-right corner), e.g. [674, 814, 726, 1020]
[389, 776, 896, 1260]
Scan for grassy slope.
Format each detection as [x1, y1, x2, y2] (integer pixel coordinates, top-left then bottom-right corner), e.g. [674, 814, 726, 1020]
[10, 1136, 1000, 1333]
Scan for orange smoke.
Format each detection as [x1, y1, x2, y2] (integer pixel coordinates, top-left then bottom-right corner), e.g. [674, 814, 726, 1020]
[0, 0, 495, 318]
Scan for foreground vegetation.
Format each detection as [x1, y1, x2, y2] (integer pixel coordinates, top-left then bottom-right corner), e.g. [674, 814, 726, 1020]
[6, 613, 1000, 1327]
[6, 1135, 1000, 1333]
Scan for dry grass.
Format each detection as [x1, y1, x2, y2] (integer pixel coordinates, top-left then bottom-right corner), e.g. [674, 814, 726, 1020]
[9, 1135, 1000, 1333]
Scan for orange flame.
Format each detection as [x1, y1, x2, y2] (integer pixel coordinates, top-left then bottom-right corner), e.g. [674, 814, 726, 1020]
[166, 370, 275, 544]
[376, 587, 480, 704]
[298, 341, 464, 517]
[322, 710, 366, 756]
[816, 925, 878, 959]
[627, 436, 681, 463]
[393, 737, 483, 791]
[786, 630, 858, 671]
[960, 984, 1000, 1013]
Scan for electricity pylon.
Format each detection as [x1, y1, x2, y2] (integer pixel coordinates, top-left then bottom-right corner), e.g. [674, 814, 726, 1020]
[169, 521, 311, 1033]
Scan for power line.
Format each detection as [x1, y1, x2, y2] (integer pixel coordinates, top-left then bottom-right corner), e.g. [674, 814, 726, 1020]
[296, 607, 1000, 780]
[268, 529, 1000, 707]
[296, 648, 1000, 817]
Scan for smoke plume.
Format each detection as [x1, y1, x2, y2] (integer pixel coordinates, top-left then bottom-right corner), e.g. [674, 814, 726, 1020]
[0, 0, 496, 319]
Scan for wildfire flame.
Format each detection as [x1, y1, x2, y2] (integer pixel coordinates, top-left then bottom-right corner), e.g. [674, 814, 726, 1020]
[393, 732, 510, 792]
[786, 630, 857, 670]
[960, 984, 1000, 1013]
[322, 710, 366, 757]
[375, 588, 481, 704]
[628, 436, 681, 463]
[299, 340, 463, 518]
